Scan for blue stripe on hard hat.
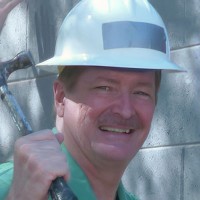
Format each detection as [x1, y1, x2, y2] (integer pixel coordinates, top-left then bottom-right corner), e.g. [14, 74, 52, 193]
[102, 21, 166, 53]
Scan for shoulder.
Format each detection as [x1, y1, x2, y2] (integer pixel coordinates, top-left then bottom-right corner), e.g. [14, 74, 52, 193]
[124, 191, 139, 200]
[118, 182, 139, 200]
[0, 162, 14, 199]
[123, 189, 139, 200]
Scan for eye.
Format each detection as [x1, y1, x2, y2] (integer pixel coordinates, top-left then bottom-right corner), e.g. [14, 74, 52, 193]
[133, 91, 152, 99]
[96, 86, 110, 91]
[134, 91, 149, 96]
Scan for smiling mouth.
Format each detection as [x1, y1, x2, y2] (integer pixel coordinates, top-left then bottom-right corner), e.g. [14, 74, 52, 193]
[100, 126, 133, 134]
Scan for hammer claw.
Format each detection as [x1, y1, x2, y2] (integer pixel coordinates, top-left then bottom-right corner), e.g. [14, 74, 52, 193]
[0, 51, 35, 81]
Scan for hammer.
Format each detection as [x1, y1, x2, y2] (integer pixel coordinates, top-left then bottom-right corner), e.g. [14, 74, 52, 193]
[0, 51, 78, 200]
[0, 51, 34, 135]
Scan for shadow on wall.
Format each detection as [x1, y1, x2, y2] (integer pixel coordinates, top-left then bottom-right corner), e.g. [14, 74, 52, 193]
[34, 0, 57, 62]
[32, 0, 80, 63]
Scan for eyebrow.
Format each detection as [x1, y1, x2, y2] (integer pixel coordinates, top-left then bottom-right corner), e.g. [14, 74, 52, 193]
[92, 76, 155, 89]
[94, 76, 120, 85]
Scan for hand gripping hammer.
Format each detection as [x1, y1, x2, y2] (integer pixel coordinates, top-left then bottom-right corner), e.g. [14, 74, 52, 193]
[0, 51, 78, 200]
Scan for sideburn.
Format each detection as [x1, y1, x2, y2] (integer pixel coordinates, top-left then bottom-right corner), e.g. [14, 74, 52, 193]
[58, 66, 87, 92]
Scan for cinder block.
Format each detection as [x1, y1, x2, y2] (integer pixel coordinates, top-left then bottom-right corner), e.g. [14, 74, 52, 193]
[185, 0, 200, 46]
[184, 145, 200, 200]
[123, 147, 183, 200]
[0, 2, 27, 61]
[144, 45, 200, 148]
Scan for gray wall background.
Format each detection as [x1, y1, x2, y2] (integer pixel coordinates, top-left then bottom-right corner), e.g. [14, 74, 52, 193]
[0, 0, 199, 200]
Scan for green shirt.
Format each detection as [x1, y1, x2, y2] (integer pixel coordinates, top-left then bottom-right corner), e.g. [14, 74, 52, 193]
[0, 142, 138, 200]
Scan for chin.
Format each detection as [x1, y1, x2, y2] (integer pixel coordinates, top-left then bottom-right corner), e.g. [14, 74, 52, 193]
[93, 143, 137, 163]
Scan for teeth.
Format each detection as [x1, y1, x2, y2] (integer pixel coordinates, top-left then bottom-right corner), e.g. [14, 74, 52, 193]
[100, 127, 131, 134]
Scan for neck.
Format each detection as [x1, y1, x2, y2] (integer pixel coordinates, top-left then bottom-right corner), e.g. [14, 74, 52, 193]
[65, 137, 126, 200]
[82, 160, 124, 200]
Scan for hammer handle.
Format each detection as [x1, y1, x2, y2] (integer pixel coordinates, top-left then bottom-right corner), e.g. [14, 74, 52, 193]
[0, 84, 78, 200]
[0, 84, 32, 135]
[50, 177, 78, 200]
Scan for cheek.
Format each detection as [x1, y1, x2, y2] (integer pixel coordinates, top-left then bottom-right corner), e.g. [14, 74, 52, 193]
[78, 96, 111, 122]
[136, 102, 155, 129]
[69, 104, 101, 149]
[78, 104, 94, 127]
[63, 100, 98, 135]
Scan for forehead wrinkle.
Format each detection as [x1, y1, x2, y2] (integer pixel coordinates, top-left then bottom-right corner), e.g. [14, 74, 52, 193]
[95, 76, 119, 85]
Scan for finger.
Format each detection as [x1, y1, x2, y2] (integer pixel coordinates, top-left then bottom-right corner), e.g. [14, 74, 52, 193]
[17, 129, 56, 143]
[14, 130, 59, 157]
[55, 133, 64, 144]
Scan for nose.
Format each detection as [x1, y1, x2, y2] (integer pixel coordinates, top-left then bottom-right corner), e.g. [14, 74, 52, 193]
[111, 92, 136, 119]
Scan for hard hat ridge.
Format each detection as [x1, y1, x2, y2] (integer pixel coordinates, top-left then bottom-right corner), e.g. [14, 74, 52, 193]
[37, 0, 183, 73]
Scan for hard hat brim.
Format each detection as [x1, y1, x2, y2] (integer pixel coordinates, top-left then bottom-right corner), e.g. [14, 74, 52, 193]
[37, 48, 184, 73]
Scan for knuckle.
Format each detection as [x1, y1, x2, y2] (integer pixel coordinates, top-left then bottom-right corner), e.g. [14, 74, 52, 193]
[14, 138, 30, 160]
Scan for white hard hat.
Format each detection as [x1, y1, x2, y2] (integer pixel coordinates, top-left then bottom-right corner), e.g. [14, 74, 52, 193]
[37, 0, 183, 72]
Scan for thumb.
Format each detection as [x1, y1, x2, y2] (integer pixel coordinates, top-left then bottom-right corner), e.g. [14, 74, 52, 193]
[55, 133, 64, 144]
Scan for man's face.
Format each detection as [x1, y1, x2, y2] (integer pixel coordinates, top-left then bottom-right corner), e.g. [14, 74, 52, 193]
[56, 67, 156, 165]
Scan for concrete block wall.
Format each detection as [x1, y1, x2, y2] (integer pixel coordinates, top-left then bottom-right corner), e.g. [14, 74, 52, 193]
[0, 1, 199, 200]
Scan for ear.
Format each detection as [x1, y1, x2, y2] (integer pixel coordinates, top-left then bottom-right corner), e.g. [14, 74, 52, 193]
[53, 80, 66, 117]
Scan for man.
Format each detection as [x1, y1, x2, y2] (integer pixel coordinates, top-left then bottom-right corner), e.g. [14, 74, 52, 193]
[0, 0, 182, 199]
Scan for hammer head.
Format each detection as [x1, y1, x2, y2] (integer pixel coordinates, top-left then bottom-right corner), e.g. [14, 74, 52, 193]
[0, 51, 35, 86]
